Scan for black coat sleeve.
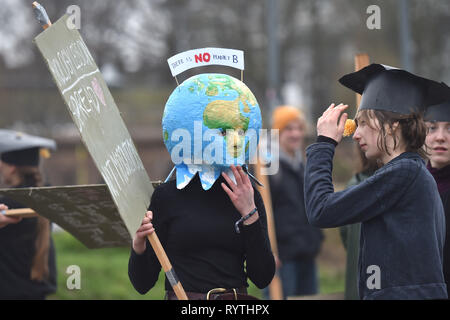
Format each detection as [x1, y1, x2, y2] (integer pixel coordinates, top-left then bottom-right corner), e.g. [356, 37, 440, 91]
[304, 142, 419, 228]
[128, 188, 166, 295]
[441, 191, 450, 292]
[240, 187, 276, 289]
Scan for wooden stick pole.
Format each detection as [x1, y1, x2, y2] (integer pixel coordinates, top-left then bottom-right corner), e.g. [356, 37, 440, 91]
[4, 208, 38, 218]
[147, 233, 188, 300]
[254, 159, 283, 300]
[32, 2, 188, 300]
[1, 4, 47, 221]
[354, 54, 370, 108]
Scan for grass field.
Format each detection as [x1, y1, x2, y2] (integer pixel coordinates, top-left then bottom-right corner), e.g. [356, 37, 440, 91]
[48, 229, 345, 300]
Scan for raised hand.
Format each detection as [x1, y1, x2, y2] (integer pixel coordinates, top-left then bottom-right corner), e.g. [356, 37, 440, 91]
[132, 211, 155, 255]
[221, 165, 259, 226]
[317, 103, 349, 143]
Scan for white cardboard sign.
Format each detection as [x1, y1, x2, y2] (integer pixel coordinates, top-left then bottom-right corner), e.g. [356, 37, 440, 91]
[167, 47, 244, 77]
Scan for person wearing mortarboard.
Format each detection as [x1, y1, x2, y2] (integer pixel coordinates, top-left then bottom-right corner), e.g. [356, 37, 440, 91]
[339, 146, 379, 300]
[128, 73, 275, 300]
[304, 64, 450, 299]
[0, 129, 57, 299]
[424, 99, 450, 298]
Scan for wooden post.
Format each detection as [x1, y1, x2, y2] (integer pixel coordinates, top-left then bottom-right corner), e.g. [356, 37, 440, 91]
[254, 159, 284, 300]
[4, 208, 38, 218]
[32, 2, 188, 300]
[147, 233, 188, 300]
[354, 54, 370, 107]
[341, 53, 370, 301]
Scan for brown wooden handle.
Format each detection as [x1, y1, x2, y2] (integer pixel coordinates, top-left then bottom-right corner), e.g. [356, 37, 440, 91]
[354, 54, 370, 108]
[268, 272, 284, 300]
[4, 208, 38, 218]
[147, 232, 188, 300]
[254, 159, 284, 300]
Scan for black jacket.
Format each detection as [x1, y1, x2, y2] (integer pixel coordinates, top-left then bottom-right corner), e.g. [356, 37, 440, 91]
[305, 142, 447, 299]
[269, 156, 323, 261]
[0, 193, 57, 299]
[438, 189, 450, 298]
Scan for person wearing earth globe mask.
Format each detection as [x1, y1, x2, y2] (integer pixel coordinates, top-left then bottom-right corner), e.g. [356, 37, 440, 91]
[128, 73, 275, 300]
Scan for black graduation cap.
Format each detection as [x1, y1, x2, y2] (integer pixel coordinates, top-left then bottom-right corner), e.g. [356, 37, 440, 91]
[424, 100, 450, 122]
[339, 64, 450, 115]
[0, 129, 56, 166]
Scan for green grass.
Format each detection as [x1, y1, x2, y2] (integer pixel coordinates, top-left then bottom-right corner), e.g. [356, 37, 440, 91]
[48, 231, 344, 300]
[319, 268, 346, 295]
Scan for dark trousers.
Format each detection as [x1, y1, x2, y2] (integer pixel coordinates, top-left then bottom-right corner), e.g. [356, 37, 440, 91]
[264, 258, 319, 299]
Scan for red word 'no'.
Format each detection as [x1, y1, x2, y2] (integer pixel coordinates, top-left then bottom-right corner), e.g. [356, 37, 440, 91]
[195, 53, 211, 63]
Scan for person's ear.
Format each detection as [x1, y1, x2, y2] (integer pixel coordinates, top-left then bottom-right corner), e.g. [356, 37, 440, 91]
[385, 121, 400, 136]
[391, 121, 400, 132]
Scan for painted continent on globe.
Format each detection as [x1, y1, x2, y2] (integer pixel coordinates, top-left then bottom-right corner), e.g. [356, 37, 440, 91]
[162, 73, 261, 190]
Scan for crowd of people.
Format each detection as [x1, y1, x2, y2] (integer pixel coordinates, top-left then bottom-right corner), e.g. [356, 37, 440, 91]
[1, 64, 450, 300]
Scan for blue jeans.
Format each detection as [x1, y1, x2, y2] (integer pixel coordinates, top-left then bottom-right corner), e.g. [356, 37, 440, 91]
[264, 258, 319, 299]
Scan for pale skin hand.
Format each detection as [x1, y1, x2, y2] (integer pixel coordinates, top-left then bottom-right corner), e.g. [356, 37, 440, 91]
[317, 103, 349, 143]
[0, 204, 22, 229]
[132, 210, 155, 255]
[221, 165, 259, 226]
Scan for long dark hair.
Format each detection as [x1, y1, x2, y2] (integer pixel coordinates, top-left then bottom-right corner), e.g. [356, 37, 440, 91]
[15, 166, 51, 282]
[356, 109, 428, 158]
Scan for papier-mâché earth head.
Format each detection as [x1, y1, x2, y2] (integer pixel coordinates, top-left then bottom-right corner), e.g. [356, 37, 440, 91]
[162, 73, 262, 190]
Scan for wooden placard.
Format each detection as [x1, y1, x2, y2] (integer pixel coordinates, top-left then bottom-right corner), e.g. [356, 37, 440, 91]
[0, 184, 130, 248]
[33, 15, 153, 238]
[33, 12, 188, 298]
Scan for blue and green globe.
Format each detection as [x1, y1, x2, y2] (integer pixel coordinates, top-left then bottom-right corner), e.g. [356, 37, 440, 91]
[162, 73, 262, 190]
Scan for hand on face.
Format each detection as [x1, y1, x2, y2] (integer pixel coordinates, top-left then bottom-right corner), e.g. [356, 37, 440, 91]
[221, 165, 259, 225]
[317, 103, 349, 143]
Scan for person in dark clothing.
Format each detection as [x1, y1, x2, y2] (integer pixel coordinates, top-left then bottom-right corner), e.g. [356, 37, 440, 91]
[268, 105, 323, 298]
[304, 64, 450, 299]
[339, 147, 378, 300]
[128, 73, 275, 299]
[424, 100, 450, 298]
[0, 129, 57, 299]
[129, 166, 275, 298]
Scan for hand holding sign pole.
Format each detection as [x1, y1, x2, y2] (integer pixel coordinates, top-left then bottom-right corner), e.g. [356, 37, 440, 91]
[32, 2, 188, 300]
[3, 208, 37, 218]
